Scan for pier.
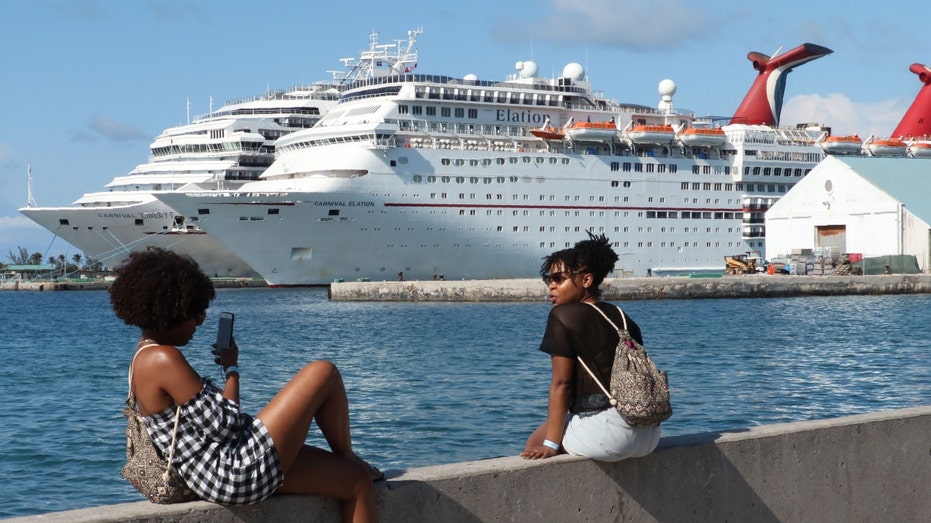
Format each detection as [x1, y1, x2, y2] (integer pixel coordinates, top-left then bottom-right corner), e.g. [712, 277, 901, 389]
[330, 274, 931, 301]
[12, 406, 931, 522]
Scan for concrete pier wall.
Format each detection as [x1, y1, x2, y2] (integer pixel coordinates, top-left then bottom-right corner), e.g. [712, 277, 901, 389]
[330, 274, 931, 302]
[15, 406, 931, 522]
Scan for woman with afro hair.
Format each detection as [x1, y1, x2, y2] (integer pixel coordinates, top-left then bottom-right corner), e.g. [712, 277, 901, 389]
[110, 247, 378, 522]
[520, 233, 661, 462]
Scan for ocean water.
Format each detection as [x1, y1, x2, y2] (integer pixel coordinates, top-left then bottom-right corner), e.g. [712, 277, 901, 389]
[1, 288, 930, 518]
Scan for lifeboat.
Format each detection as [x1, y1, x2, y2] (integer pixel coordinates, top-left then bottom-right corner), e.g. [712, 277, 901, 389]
[565, 121, 618, 142]
[817, 134, 863, 155]
[865, 137, 908, 157]
[529, 126, 565, 141]
[908, 140, 931, 158]
[677, 127, 726, 147]
[627, 124, 675, 144]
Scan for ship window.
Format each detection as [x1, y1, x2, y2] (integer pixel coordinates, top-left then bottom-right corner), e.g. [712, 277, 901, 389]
[328, 209, 340, 216]
[412, 106, 423, 114]
[268, 208, 279, 215]
[398, 105, 409, 114]
[198, 208, 210, 215]
[468, 109, 478, 118]
[135, 219, 144, 226]
[455, 108, 465, 118]
[634, 164, 643, 172]
[59, 219, 70, 225]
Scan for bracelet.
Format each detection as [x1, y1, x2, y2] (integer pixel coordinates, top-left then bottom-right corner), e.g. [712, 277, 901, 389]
[223, 365, 239, 378]
[542, 439, 560, 451]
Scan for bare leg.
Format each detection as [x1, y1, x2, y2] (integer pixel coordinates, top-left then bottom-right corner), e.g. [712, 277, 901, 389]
[257, 360, 359, 472]
[278, 445, 376, 523]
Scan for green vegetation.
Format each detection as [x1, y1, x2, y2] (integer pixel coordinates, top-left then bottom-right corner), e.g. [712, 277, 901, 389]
[4, 246, 105, 277]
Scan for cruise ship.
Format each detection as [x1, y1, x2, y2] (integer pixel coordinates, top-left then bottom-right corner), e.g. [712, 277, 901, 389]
[18, 84, 338, 276]
[157, 34, 834, 285]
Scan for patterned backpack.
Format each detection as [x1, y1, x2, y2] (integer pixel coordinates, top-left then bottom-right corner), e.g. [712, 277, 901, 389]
[576, 304, 672, 426]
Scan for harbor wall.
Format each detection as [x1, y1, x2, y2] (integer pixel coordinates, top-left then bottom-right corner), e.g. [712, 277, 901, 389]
[330, 274, 931, 301]
[14, 406, 931, 522]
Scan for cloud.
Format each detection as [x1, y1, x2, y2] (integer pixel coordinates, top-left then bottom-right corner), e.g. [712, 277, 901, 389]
[88, 114, 148, 141]
[0, 214, 53, 257]
[497, 0, 715, 50]
[782, 93, 909, 137]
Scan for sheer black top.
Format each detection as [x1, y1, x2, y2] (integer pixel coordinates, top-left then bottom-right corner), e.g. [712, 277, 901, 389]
[539, 301, 644, 413]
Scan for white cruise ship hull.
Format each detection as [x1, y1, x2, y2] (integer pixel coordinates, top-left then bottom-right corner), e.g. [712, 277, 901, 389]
[159, 143, 751, 286]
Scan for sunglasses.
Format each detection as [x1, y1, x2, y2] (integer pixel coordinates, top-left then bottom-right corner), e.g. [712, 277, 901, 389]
[542, 271, 579, 285]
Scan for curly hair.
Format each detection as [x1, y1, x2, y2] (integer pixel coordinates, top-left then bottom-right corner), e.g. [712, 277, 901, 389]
[109, 247, 215, 331]
[540, 231, 618, 297]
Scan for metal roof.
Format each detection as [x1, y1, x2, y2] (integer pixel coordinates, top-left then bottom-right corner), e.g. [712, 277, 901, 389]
[3, 264, 56, 271]
[833, 156, 931, 223]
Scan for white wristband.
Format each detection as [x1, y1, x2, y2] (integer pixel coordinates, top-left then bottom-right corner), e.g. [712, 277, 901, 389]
[224, 365, 239, 378]
[542, 439, 560, 451]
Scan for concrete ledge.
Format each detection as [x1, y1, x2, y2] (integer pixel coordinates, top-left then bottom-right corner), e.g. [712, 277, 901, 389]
[330, 274, 931, 301]
[15, 406, 931, 522]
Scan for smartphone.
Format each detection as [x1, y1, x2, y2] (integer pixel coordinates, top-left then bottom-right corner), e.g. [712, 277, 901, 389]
[215, 312, 235, 350]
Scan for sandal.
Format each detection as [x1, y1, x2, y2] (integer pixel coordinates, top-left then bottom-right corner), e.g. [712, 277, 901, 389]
[353, 455, 385, 482]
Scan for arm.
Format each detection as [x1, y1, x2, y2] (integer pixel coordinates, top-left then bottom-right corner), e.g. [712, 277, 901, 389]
[521, 355, 573, 459]
[133, 345, 205, 416]
[215, 337, 240, 404]
[544, 355, 573, 444]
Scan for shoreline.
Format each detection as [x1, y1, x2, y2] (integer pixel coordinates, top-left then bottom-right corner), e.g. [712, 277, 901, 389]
[0, 277, 268, 292]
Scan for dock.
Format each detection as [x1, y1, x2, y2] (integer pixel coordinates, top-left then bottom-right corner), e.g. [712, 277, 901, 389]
[329, 273, 931, 301]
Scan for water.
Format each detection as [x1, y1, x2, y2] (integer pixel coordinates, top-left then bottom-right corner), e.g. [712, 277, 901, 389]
[1, 288, 930, 518]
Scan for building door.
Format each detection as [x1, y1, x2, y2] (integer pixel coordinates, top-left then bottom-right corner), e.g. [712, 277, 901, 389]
[816, 225, 847, 257]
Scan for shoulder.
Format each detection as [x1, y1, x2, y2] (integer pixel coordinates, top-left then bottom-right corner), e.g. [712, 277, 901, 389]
[133, 344, 191, 377]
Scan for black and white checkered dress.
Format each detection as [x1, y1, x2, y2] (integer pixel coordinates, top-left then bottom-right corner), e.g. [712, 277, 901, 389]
[144, 377, 283, 504]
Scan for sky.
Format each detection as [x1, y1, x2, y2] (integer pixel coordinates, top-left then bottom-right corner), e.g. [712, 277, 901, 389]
[2, 0, 930, 262]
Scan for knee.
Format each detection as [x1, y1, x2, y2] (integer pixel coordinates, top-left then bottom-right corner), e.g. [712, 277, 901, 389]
[301, 359, 341, 381]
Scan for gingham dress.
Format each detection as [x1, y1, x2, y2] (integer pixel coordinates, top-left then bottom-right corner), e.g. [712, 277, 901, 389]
[144, 377, 283, 504]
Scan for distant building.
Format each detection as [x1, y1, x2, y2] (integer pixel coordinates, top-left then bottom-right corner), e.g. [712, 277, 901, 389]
[766, 155, 931, 272]
[1, 264, 57, 281]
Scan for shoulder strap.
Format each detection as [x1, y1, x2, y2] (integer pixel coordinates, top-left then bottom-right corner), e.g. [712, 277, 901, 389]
[127, 342, 160, 404]
[586, 302, 628, 332]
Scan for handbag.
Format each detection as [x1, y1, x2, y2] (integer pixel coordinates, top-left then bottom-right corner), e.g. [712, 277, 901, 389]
[120, 343, 198, 504]
[576, 303, 672, 426]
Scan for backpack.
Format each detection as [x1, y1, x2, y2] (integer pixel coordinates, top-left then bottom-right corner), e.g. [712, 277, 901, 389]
[576, 303, 672, 426]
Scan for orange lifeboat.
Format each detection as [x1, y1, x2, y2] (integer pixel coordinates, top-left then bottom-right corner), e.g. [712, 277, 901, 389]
[818, 134, 863, 155]
[908, 139, 931, 158]
[627, 124, 675, 144]
[565, 121, 618, 142]
[677, 127, 726, 147]
[529, 126, 566, 141]
[866, 137, 908, 157]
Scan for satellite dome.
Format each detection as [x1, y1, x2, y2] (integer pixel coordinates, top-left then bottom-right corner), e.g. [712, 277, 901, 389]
[516, 60, 539, 78]
[561, 63, 585, 81]
[464, 73, 478, 82]
[658, 79, 677, 98]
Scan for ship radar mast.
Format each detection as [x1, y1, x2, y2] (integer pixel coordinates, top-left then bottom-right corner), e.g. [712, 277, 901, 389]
[329, 27, 423, 85]
[26, 163, 37, 208]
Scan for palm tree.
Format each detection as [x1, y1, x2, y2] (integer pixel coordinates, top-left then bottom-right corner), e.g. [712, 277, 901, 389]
[72, 253, 83, 269]
[28, 252, 43, 265]
[7, 247, 30, 265]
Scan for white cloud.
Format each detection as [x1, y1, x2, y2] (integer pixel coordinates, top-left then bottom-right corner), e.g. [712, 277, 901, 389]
[0, 214, 69, 260]
[782, 93, 909, 137]
[499, 0, 714, 50]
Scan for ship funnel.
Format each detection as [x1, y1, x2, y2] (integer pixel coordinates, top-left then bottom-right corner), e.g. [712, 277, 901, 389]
[891, 63, 931, 139]
[729, 43, 833, 126]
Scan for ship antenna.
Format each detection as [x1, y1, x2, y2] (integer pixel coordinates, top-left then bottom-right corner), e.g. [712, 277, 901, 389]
[26, 162, 37, 208]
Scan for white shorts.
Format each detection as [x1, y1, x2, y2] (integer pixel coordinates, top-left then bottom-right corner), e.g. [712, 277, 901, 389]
[562, 408, 661, 462]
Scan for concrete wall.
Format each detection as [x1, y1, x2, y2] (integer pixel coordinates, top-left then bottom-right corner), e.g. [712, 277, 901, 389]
[330, 274, 931, 302]
[15, 406, 931, 522]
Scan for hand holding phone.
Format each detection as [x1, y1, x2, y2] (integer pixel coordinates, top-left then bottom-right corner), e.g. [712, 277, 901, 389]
[215, 312, 235, 350]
